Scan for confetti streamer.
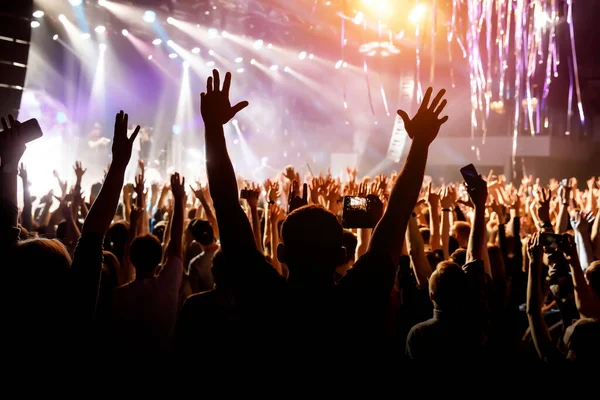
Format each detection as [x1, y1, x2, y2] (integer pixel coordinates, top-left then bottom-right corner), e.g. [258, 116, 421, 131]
[566, 0, 584, 123]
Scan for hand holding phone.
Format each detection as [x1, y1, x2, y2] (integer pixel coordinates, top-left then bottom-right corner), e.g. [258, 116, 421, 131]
[342, 195, 383, 229]
[460, 164, 487, 207]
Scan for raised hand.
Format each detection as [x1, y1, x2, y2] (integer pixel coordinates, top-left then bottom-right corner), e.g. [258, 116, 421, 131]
[0, 115, 26, 167]
[396, 87, 449, 145]
[201, 69, 249, 127]
[288, 182, 308, 213]
[112, 110, 140, 166]
[73, 161, 87, 182]
[527, 232, 543, 266]
[571, 210, 594, 232]
[171, 173, 186, 202]
[440, 185, 456, 209]
[490, 199, 507, 223]
[465, 174, 488, 208]
[243, 184, 261, 210]
[268, 203, 285, 226]
[426, 182, 440, 205]
[536, 188, 551, 224]
[18, 162, 27, 182]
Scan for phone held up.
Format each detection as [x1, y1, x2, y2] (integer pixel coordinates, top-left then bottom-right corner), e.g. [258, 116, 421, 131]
[0, 118, 43, 144]
[460, 163, 480, 188]
[342, 195, 382, 229]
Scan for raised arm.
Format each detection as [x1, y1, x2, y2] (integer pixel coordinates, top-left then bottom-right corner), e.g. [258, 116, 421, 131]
[466, 173, 492, 276]
[564, 235, 600, 318]
[426, 183, 441, 251]
[367, 87, 449, 267]
[571, 210, 595, 270]
[406, 212, 433, 289]
[201, 70, 254, 254]
[165, 173, 185, 260]
[191, 183, 219, 240]
[244, 184, 264, 253]
[440, 186, 455, 260]
[18, 163, 33, 231]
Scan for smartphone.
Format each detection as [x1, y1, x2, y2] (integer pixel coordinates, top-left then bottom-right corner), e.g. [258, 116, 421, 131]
[342, 196, 377, 229]
[460, 163, 480, 188]
[540, 232, 564, 251]
[0, 118, 43, 144]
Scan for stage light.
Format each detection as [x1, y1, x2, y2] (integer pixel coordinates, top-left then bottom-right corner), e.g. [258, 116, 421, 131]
[308, 53, 314, 59]
[53, 34, 59, 41]
[69, 0, 83, 6]
[362, 0, 391, 15]
[267, 43, 273, 49]
[208, 28, 219, 38]
[32, 10, 44, 18]
[81, 33, 91, 39]
[30, 21, 40, 28]
[172, 124, 181, 135]
[343, 61, 348, 67]
[253, 39, 263, 49]
[143, 10, 156, 23]
[408, 3, 426, 24]
[208, 49, 215, 56]
[152, 38, 162, 45]
[235, 57, 243, 63]
[167, 40, 174, 47]
[148, 55, 153, 60]
[58, 14, 67, 23]
[298, 51, 307, 60]
[221, 31, 230, 38]
[99, 43, 107, 51]
[191, 47, 200, 54]
[183, 61, 190, 68]
[237, 68, 244, 73]
[98, 0, 108, 6]
[122, 29, 129, 36]
[270, 65, 279, 71]
[206, 61, 215, 67]
[250, 59, 256, 65]
[95, 25, 106, 33]
[167, 17, 175, 24]
[353, 12, 364, 24]
[335, 60, 343, 69]
[56, 112, 67, 124]
[284, 66, 291, 73]
[168, 53, 178, 59]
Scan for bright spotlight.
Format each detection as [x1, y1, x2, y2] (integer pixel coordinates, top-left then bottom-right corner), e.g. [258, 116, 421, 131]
[52, 34, 58, 41]
[284, 66, 291, 73]
[99, 43, 107, 51]
[208, 49, 215, 56]
[167, 17, 175, 24]
[143, 10, 156, 23]
[250, 59, 256, 65]
[122, 29, 129, 36]
[81, 33, 91, 40]
[148, 55, 153, 60]
[183, 61, 190, 68]
[237, 68, 244, 73]
[58, 14, 67, 23]
[235, 57, 243, 63]
[206, 61, 215, 67]
[98, 0, 108, 6]
[221, 31, 230, 38]
[298, 51, 307, 60]
[208, 28, 219, 38]
[69, 0, 83, 6]
[362, 0, 391, 14]
[253, 39, 263, 49]
[408, 3, 426, 24]
[30, 21, 40, 28]
[191, 47, 200, 54]
[308, 53, 315, 59]
[152, 38, 162, 45]
[267, 43, 273, 49]
[32, 10, 44, 18]
[168, 53, 178, 59]
[167, 40, 174, 47]
[270, 65, 279, 71]
[335, 60, 343, 69]
[95, 25, 106, 33]
[172, 124, 181, 135]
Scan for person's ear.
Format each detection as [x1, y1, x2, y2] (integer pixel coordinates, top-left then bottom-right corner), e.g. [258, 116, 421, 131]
[277, 242, 286, 264]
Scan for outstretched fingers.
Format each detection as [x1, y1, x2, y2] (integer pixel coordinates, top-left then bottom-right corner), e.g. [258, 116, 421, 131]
[222, 71, 231, 96]
[420, 87, 433, 111]
[429, 89, 446, 110]
[213, 69, 220, 92]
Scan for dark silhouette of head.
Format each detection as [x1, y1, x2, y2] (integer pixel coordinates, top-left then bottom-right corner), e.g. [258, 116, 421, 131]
[341, 230, 358, 265]
[211, 249, 233, 289]
[429, 261, 468, 312]
[450, 248, 467, 267]
[152, 221, 167, 243]
[188, 219, 215, 247]
[130, 234, 162, 277]
[278, 205, 345, 283]
[585, 261, 600, 298]
[12, 238, 71, 293]
[419, 227, 431, 246]
[564, 318, 600, 363]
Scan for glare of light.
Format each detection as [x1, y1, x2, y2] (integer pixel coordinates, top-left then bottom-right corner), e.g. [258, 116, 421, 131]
[267, 43, 273, 49]
[172, 124, 182, 135]
[253, 39, 263, 49]
[143, 10, 156, 23]
[167, 17, 175, 24]
[183, 61, 190, 68]
[233, 139, 239, 145]
[363, 0, 391, 15]
[99, 43, 107, 51]
[69, 0, 83, 6]
[121, 29, 128, 36]
[343, 61, 348, 68]
[335, 60, 343, 69]
[270, 65, 279, 71]
[308, 53, 314, 59]
[208, 49, 215, 56]
[58, 14, 67, 23]
[98, 0, 108, 6]
[30, 21, 40, 28]
[237, 68, 244, 73]
[221, 31, 229, 38]
[95, 25, 106, 33]
[148, 55, 153, 60]
[191, 47, 200, 54]
[32, 10, 44, 18]
[408, 3, 426, 24]
[298, 51, 307, 60]
[152, 38, 162, 45]
[284, 66, 291, 73]
[206, 61, 215, 67]
[168, 53, 178, 59]
[250, 59, 256, 65]
[235, 57, 243, 63]
[53, 34, 58, 41]
[353, 12, 364, 24]
[208, 28, 219, 38]
[167, 40, 174, 47]
[56, 112, 67, 124]
[81, 33, 91, 39]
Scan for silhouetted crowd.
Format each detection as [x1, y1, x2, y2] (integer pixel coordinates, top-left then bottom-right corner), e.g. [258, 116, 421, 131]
[1, 71, 598, 372]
